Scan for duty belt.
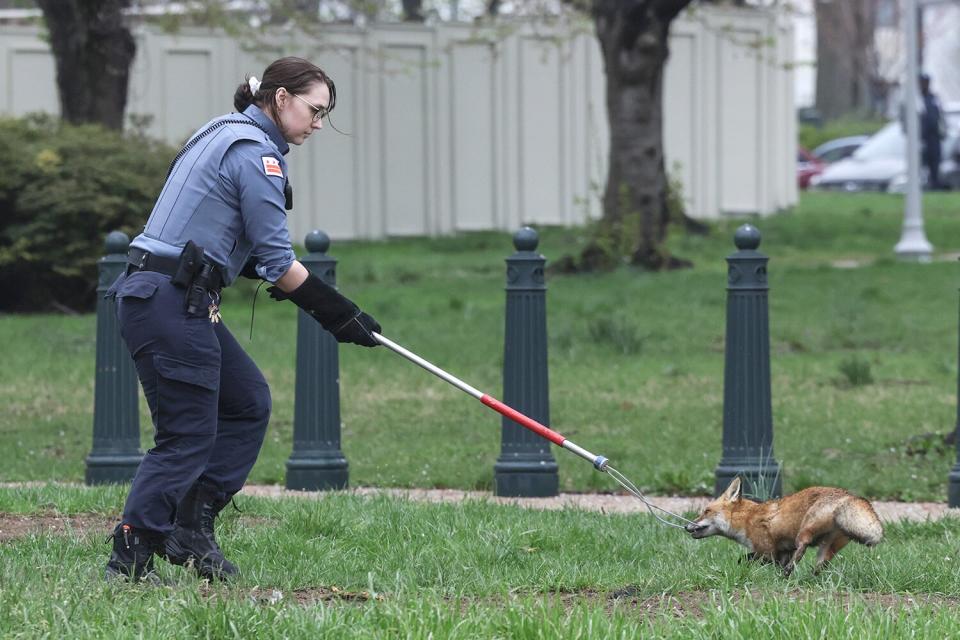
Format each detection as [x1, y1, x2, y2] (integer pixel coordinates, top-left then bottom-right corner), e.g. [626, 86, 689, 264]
[126, 247, 224, 292]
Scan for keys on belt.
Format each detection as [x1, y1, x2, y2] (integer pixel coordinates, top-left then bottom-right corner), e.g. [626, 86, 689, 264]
[127, 245, 225, 323]
[207, 291, 222, 324]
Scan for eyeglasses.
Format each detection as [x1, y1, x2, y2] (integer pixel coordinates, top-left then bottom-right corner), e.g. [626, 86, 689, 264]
[290, 92, 329, 122]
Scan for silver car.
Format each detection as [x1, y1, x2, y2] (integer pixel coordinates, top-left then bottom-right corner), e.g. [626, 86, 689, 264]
[812, 106, 960, 192]
[811, 135, 869, 164]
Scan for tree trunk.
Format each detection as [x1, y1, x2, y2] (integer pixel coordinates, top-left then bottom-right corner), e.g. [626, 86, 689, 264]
[402, 0, 424, 22]
[36, 0, 135, 130]
[592, 0, 693, 271]
[815, 0, 877, 120]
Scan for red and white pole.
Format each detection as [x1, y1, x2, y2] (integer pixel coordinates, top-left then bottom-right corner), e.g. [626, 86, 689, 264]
[373, 333, 609, 471]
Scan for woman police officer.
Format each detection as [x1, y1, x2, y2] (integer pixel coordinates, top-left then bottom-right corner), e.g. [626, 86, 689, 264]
[105, 57, 380, 581]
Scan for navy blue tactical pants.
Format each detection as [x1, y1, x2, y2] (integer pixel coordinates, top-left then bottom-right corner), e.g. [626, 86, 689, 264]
[113, 271, 271, 534]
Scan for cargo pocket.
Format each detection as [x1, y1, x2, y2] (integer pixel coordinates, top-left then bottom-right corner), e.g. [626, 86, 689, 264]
[153, 354, 220, 438]
[154, 354, 219, 391]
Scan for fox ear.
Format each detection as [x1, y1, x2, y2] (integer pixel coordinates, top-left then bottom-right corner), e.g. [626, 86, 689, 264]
[722, 477, 742, 502]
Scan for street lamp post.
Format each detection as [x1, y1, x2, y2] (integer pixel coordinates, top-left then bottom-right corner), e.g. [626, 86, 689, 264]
[894, 0, 933, 261]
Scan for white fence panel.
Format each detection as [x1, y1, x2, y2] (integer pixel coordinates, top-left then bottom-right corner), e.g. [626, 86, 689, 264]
[0, 7, 795, 241]
[448, 40, 498, 231]
[0, 30, 58, 116]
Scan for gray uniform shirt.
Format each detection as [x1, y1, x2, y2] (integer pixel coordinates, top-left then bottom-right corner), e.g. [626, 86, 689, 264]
[130, 105, 296, 285]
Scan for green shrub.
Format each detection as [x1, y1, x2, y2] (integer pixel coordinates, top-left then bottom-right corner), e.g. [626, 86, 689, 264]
[586, 314, 646, 355]
[799, 116, 887, 152]
[0, 114, 174, 312]
[837, 355, 874, 387]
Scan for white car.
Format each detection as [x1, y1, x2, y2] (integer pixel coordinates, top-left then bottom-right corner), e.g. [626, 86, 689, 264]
[812, 105, 960, 192]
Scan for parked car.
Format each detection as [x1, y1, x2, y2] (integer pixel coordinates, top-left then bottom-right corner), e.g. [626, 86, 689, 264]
[810, 135, 869, 164]
[797, 147, 826, 189]
[812, 105, 960, 192]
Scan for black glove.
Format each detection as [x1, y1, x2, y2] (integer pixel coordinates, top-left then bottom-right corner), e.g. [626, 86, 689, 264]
[268, 273, 381, 347]
[331, 311, 381, 347]
[267, 287, 288, 301]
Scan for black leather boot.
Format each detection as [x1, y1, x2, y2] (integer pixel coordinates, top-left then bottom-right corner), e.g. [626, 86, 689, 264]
[163, 480, 238, 580]
[105, 523, 163, 582]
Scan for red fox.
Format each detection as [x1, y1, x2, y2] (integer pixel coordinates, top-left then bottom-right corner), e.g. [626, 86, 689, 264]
[685, 477, 883, 576]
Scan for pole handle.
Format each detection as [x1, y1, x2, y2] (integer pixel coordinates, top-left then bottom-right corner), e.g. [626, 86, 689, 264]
[479, 394, 566, 446]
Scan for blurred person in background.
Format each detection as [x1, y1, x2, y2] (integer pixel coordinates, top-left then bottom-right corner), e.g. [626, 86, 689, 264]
[919, 73, 946, 189]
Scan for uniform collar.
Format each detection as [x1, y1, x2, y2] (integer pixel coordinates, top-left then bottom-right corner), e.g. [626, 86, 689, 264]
[242, 104, 289, 156]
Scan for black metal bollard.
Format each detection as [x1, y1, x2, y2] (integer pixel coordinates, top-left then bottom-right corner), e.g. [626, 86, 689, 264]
[85, 231, 143, 484]
[714, 224, 783, 499]
[493, 227, 559, 497]
[949, 275, 960, 507]
[286, 231, 349, 490]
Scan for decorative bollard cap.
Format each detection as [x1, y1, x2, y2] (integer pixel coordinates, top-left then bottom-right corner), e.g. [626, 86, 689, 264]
[104, 231, 129, 254]
[513, 226, 539, 252]
[305, 230, 330, 254]
[734, 224, 761, 251]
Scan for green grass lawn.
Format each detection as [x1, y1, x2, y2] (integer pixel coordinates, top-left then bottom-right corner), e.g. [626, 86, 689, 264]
[3, 192, 960, 500]
[1, 484, 959, 638]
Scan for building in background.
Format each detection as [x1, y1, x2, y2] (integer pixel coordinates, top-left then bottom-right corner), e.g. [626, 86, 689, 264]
[792, 0, 959, 114]
[923, 1, 960, 104]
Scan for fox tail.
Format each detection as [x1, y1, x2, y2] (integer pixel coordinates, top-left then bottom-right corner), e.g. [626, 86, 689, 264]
[836, 498, 883, 547]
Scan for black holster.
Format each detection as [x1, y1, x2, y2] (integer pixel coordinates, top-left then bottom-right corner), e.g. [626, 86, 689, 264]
[170, 241, 205, 288]
[171, 241, 221, 316]
[185, 264, 221, 316]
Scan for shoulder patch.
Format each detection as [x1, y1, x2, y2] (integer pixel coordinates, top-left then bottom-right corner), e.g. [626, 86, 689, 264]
[261, 156, 283, 178]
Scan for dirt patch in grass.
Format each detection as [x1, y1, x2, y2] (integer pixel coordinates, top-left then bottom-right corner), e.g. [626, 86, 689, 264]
[0, 513, 273, 542]
[228, 586, 960, 617]
[605, 587, 960, 618]
[421, 588, 960, 620]
[434, 587, 960, 619]
[0, 513, 116, 542]
[245, 585, 381, 606]
[606, 588, 713, 618]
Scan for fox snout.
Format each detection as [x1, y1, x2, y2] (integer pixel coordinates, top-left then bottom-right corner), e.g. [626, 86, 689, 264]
[685, 520, 712, 538]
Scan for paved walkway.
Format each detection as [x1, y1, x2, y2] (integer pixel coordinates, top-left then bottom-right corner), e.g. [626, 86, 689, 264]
[1, 482, 954, 523]
[240, 485, 958, 523]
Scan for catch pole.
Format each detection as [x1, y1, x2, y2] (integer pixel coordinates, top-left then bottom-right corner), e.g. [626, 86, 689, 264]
[372, 332, 609, 471]
[373, 332, 696, 529]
